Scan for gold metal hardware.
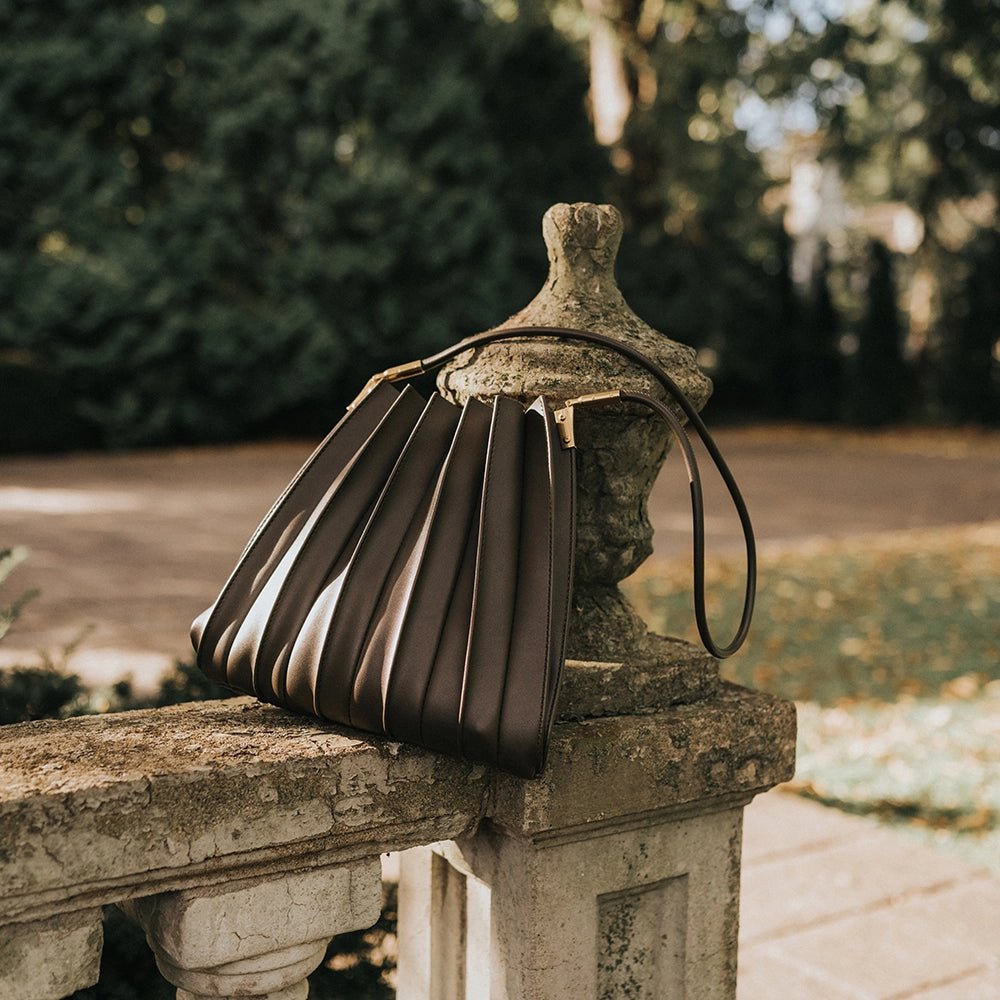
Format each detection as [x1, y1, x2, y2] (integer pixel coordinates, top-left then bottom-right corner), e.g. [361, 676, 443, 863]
[554, 406, 575, 449]
[382, 360, 427, 381]
[562, 389, 622, 409]
[553, 389, 622, 448]
[346, 360, 425, 411]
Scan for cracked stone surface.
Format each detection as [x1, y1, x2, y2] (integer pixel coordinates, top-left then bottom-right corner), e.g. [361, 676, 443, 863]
[0, 699, 490, 925]
[123, 863, 380, 968]
[0, 689, 794, 926]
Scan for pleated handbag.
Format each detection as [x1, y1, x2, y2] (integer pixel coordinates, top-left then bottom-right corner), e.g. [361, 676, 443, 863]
[192, 326, 755, 778]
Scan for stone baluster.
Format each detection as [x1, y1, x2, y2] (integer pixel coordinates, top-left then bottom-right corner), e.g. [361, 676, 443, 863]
[396, 202, 796, 1000]
[0, 910, 103, 1000]
[121, 861, 382, 1000]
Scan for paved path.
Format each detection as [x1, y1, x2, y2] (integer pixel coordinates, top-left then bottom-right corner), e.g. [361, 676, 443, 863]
[2, 424, 1000, 998]
[741, 792, 1000, 999]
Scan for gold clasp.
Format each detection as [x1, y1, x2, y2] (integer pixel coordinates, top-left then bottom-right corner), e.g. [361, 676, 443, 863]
[553, 390, 622, 448]
[346, 360, 425, 411]
[554, 406, 575, 449]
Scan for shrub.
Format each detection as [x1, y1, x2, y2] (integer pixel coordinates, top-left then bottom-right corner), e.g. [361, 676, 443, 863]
[0, 0, 608, 448]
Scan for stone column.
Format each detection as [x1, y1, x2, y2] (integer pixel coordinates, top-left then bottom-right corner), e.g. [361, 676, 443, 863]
[396, 685, 795, 1000]
[396, 203, 797, 1000]
[122, 861, 382, 1000]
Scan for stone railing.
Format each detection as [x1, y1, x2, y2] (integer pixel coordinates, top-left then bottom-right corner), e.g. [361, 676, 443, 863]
[0, 650, 794, 1000]
[1, 203, 797, 999]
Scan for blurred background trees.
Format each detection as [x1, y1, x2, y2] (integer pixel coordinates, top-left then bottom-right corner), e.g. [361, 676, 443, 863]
[1, 0, 997, 450]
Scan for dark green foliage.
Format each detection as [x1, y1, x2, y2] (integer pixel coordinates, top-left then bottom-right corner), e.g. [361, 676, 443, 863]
[742, 0, 1000, 425]
[0, 0, 607, 448]
[766, 222, 802, 419]
[846, 241, 908, 426]
[0, 658, 231, 723]
[0, 665, 88, 724]
[795, 243, 842, 422]
[938, 231, 1000, 424]
[72, 908, 174, 1000]
[131, 659, 233, 708]
[3, 0, 995, 443]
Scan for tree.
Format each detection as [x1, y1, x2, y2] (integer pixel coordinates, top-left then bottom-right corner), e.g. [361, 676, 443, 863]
[938, 230, 1000, 423]
[846, 240, 908, 426]
[555, 0, 793, 416]
[742, 0, 1000, 419]
[796, 241, 842, 421]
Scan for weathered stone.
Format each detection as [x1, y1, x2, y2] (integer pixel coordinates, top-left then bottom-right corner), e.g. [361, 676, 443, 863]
[0, 908, 103, 1000]
[0, 687, 793, 922]
[0, 698, 489, 925]
[396, 845, 492, 1000]
[558, 634, 718, 721]
[393, 682, 794, 1000]
[123, 862, 382, 1000]
[437, 202, 713, 661]
[493, 683, 796, 837]
[0, 677, 793, 1000]
[397, 807, 744, 1000]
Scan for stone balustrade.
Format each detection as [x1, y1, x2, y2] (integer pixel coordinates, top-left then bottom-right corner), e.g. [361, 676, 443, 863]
[1, 649, 793, 1000]
[1, 204, 797, 998]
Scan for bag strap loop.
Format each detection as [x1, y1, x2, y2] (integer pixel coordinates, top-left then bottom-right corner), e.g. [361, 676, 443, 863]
[353, 325, 756, 659]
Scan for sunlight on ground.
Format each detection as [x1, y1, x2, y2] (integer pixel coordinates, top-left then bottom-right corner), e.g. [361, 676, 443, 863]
[0, 488, 141, 515]
[0, 646, 172, 696]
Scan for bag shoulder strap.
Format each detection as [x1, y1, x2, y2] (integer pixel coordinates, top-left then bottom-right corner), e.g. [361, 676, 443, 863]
[352, 325, 755, 659]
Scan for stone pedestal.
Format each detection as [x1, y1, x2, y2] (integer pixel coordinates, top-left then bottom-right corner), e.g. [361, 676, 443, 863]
[395, 687, 797, 1000]
[434, 807, 740, 1000]
[392, 202, 798, 1000]
[395, 686, 796, 1000]
[437, 201, 711, 662]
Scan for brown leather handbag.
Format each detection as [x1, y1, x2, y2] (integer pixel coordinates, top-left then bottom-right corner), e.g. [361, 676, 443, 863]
[192, 326, 755, 777]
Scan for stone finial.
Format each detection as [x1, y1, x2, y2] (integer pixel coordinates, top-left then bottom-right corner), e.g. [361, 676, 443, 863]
[541, 201, 624, 299]
[438, 203, 713, 662]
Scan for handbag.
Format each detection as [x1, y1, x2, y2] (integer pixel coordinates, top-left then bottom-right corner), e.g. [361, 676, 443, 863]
[191, 326, 755, 778]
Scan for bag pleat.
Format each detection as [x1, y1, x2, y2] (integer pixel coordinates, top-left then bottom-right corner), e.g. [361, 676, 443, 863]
[416, 523, 480, 758]
[227, 387, 427, 700]
[455, 396, 524, 766]
[309, 395, 461, 727]
[378, 398, 493, 747]
[192, 382, 400, 686]
[496, 399, 575, 777]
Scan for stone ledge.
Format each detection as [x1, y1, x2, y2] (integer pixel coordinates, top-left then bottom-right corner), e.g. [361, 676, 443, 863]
[0, 685, 794, 925]
[494, 683, 797, 836]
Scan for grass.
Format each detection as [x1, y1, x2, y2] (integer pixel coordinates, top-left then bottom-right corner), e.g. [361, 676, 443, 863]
[624, 522, 1000, 872]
